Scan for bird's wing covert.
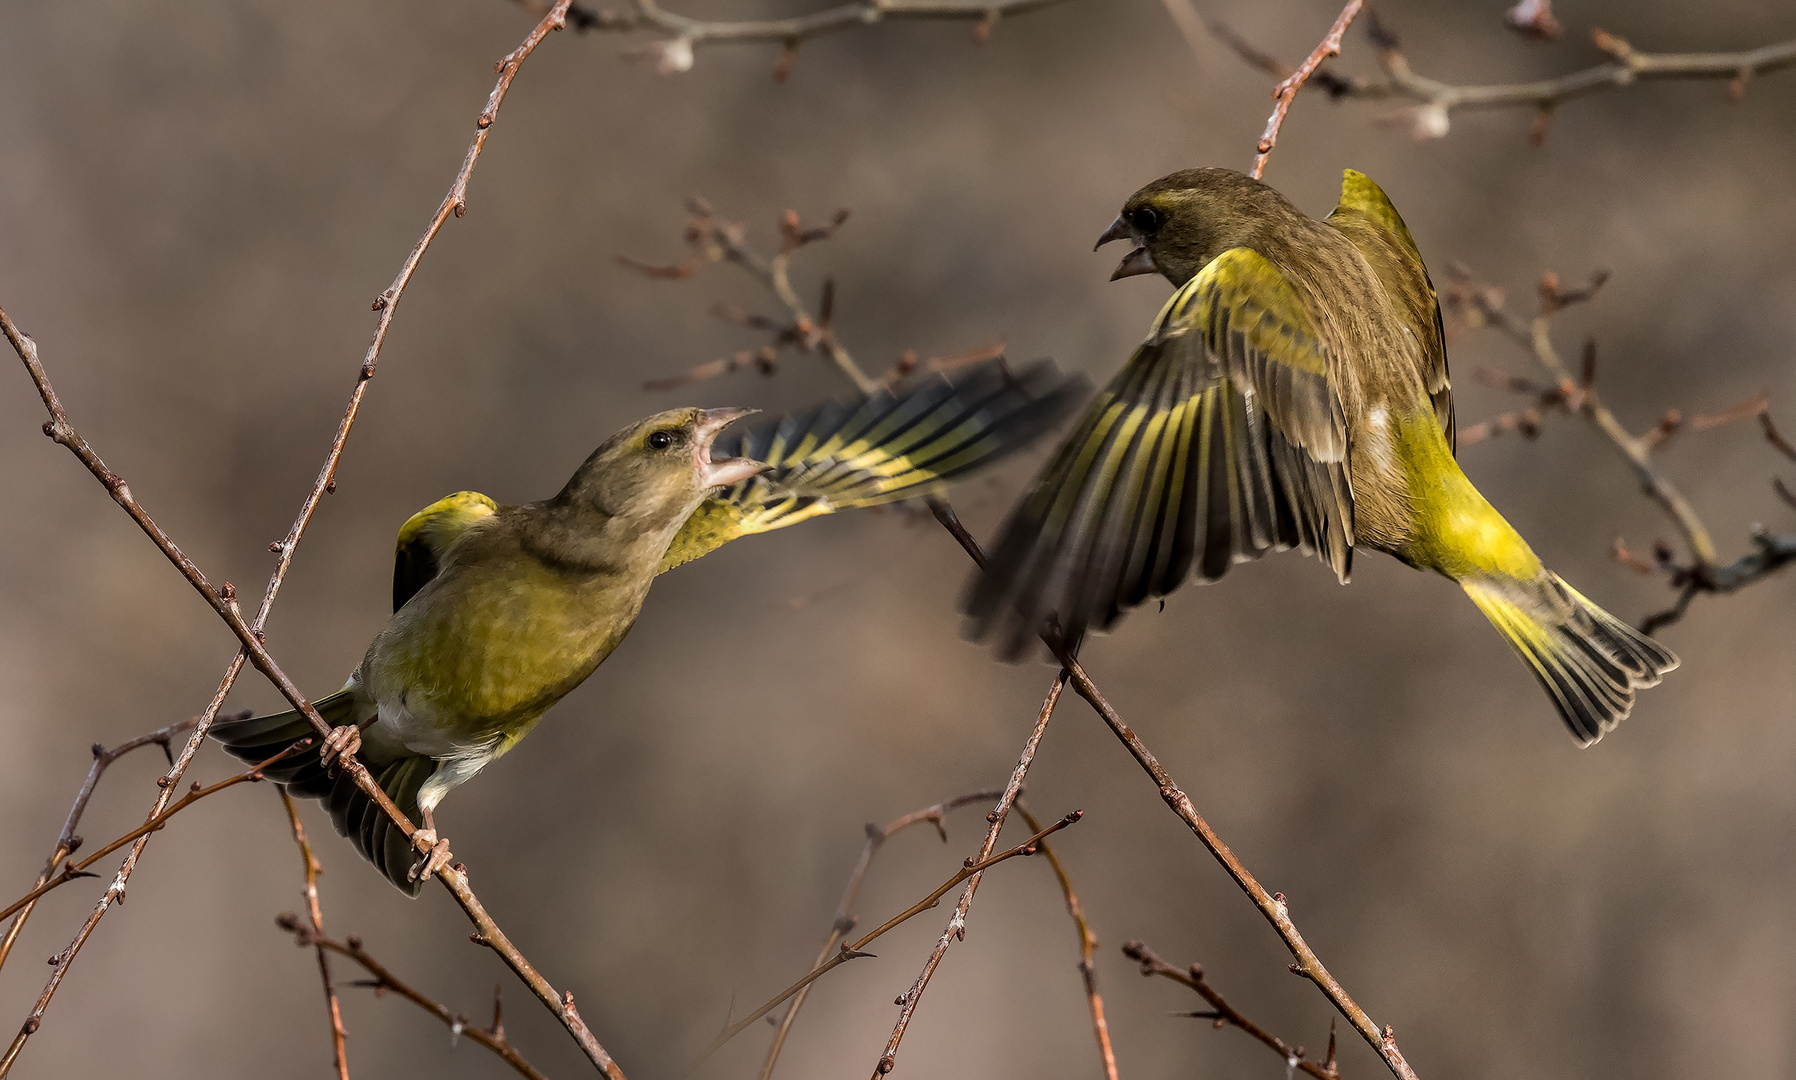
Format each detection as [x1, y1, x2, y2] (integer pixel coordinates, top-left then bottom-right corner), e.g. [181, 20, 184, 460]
[656, 359, 1084, 574]
[965, 247, 1354, 658]
[392, 490, 498, 612]
[1328, 169, 1454, 449]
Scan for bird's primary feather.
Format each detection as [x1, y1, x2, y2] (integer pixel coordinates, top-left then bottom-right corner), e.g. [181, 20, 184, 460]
[657, 359, 1085, 573]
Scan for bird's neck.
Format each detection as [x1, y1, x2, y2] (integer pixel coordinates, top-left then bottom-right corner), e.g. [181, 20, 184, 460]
[520, 499, 692, 577]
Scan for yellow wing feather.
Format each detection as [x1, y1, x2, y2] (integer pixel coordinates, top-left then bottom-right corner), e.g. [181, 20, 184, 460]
[392, 490, 497, 611]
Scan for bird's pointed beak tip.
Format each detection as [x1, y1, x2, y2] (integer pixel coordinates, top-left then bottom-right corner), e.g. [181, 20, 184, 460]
[695, 406, 757, 439]
[1110, 244, 1157, 281]
[1093, 215, 1130, 252]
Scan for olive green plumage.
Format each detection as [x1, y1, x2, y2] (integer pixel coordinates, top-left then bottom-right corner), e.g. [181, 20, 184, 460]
[965, 168, 1676, 744]
[214, 362, 1079, 894]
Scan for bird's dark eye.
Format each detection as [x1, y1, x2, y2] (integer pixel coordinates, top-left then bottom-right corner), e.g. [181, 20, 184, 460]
[1129, 206, 1161, 234]
[647, 430, 676, 450]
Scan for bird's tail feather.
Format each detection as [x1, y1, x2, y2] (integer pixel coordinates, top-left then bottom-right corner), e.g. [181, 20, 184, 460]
[1462, 572, 1677, 745]
[211, 691, 434, 896]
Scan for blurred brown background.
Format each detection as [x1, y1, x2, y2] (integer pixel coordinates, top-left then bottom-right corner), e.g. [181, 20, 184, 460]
[2, 1, 1793, 1077]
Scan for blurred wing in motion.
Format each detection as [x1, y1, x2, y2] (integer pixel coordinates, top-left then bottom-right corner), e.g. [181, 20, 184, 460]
[392, 490, 498, 612]
[1327, 169, 1454, 449]
[964, 248, 1354, 658]
[657, 358, 1086, 574]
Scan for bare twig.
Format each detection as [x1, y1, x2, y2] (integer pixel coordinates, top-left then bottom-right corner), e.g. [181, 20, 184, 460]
[1211, 12, 1796, 144]
[683, 806, 1083, 1075]
[1124, 940, 1342, 1079]
[524, 0, 1077, 79]
[871, 672, 1069, 1078]
[0, 715, 209, 976]
[1016, 803, 1117, 1080]
[758, 789, 1006, 1080]
[278, 920, 547, 1080]
[0, 7, 626, 1076]
[1248, 0, 1365, 179]
[926, 500, 1421, 1079]
[280, 792, 350, 1080]
[1451, 266, 1795, 632]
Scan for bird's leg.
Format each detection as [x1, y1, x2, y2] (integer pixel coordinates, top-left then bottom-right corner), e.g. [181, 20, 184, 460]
[408, 806, 452, 883]
[318, 724, 361, 771]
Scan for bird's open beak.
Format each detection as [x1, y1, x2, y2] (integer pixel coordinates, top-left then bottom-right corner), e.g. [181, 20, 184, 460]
[1094, 215, 1156, 281]
[693, 407, 768, 488]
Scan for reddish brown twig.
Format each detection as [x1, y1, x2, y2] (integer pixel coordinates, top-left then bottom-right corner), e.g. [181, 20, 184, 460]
[683, 807, 1084, 1075]
[1212, 11, 1796, 145]
[1450, 265, 1795, 633]
[526, 0, 1077, 80]
[1249, 0, 1365, 179]
[871, 673, 1069, 1078]
[280, 792, 350, 1080]
[758, 789, 1006, 1080]
[926, 500, 1421, 1079]
[0, 715, 215, 976]
[0, 742, 309, 927]
[1124, 940, 1342, 1079]
[1017, 803, 1117, 1080]
[278, 920, 546, 1080]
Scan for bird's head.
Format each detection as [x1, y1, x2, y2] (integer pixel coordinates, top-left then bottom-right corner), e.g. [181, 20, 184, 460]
[1096, 168, 1290, 287]
[557, 407, 767, 528]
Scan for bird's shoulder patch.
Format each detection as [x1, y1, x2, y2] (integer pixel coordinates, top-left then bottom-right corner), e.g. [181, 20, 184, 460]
[1159, 247, 1330, 379]
[393, 490, 498, 611]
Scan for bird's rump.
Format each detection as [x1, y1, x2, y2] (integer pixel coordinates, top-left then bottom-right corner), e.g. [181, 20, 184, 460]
[965, 248, 1354, 658]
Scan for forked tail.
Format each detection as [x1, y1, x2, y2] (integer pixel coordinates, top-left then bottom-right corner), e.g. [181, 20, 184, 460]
[1462, 572, 1678, 745]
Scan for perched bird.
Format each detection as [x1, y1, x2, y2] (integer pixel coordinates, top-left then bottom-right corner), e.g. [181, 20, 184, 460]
[215, 361, 1079, 893]
[965, 168, 1676, 743]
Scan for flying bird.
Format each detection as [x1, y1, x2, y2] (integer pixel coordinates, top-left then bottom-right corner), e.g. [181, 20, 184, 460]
[964, 168, 1675, 743]
[215, 361, 1080, 893]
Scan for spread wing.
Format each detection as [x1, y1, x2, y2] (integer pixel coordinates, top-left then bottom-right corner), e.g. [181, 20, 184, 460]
[392, 490, 498, 612]
[1327, 169, 1454, 450]
[657, 359, 1084, 574]
[965, 248, 1353, 658]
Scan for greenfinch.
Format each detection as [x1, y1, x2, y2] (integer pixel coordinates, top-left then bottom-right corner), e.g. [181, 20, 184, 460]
[215, 361, 1079, 893]
[965, 169, 1675, 744]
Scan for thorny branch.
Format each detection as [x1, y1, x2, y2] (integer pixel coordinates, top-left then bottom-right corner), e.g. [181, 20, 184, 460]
[757, 789, 1007, 1080]
[683, 806, 1084, 1075]
[278, 918, 548, 1080]
[0, 742, 311, 926]
[1123, 940, 1343, 1080]
[626, 200, 1012, 399]
[1449, 266, 1796, 633]
[1209, 7, 1796, 145]
[926, 502, 1422, 1080]
[644, 203, 1420, 1079]
[1249, 0, 1365, 180]
[1015, 803, 1117, 1080]
[518, 0, 1077, 80]
[280, 792, 351, 1080]
[0, 715, 213, 976]
[0, 6, 629, 1077]
[871, 673, 1068, 1078]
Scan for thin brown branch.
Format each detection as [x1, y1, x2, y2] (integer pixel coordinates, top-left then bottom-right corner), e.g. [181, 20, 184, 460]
[281, 792, 350, 1080]
[0, 742, 310, 926]
[1124, 940, 1342, 1079]
[1016, 803, 1117, 1080]
[0, 7, 624, 1076]
[683, 806, 1083, 1075]
[279, 921, 547, 1080]
[1216, 12, 1796, 144]
[1452, 266, 1796, 633]
[530, 0, 1078, 79]
[0, 715, 209, 976]
[871, 672, 1068, 1078]
[1248, 0, 1365, 179]
[758, 789, 1006, 1080]
[925, 500, 1421, 1080]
